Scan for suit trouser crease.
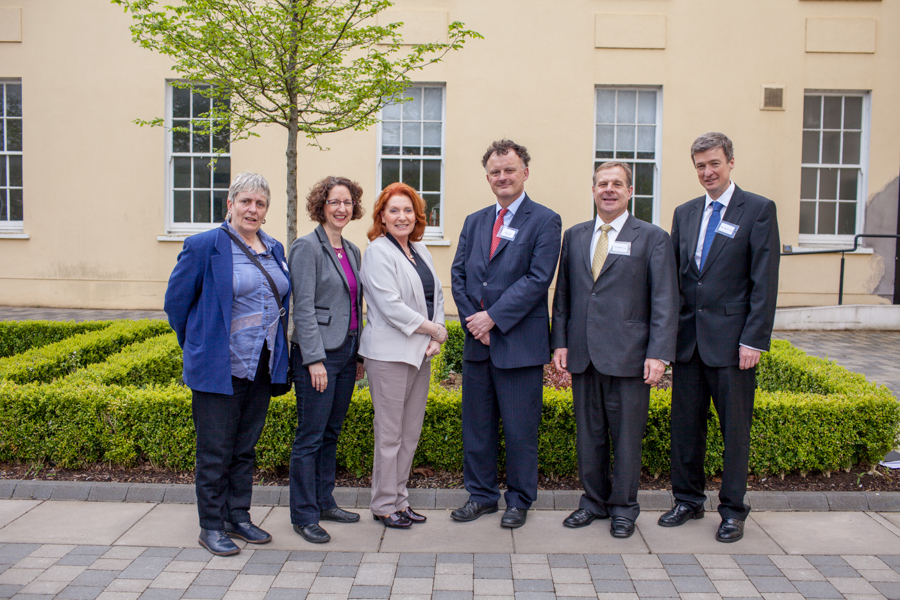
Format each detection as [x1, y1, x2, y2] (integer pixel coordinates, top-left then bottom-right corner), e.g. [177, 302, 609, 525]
[192, 345, 272, 531]
[461, 359, 543, 509]
[366, 357, 431, 515]
[573, 365, 649, 521]
[289, 336, 358, 526]
[671, 348, 755, 520]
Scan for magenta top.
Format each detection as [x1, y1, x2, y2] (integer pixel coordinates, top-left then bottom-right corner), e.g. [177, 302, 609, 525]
[334, 247, 359, 331]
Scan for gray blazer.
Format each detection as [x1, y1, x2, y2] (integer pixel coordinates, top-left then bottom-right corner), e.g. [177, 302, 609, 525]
[289, 224, 363, 366]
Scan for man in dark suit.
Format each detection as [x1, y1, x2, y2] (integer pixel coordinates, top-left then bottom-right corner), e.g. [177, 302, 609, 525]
[661, 132, 780, 543]
[551, 162, 678, 538]
[450, 139, 562, 528]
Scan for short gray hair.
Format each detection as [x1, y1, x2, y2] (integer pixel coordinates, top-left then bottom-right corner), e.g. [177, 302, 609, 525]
[690, 132, 734, 163]
[228, 172, 271, 207]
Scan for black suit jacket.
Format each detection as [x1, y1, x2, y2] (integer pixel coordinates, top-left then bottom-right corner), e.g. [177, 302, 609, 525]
[670, 185, 780, 367]
[551, 214, 679, 378]
[451, 194, 562, 369]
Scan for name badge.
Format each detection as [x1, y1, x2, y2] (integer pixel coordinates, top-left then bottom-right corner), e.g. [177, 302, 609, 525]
[609, 241, 631, 256]
[716, 220, 739, 238]
[281, 260, 289, 271]
[498, 226, 518, 240]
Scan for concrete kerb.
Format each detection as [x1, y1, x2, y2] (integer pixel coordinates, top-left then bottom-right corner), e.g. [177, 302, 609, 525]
[0, 479, 897, 511]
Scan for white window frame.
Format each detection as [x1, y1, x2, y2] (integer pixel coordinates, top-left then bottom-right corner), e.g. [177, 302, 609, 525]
[376, 84, 446, 239]
[164, 81, 231, 235]
[798, 90, 870, 247]
[0, 79, 23, 234]
[593, 86, 663, 225]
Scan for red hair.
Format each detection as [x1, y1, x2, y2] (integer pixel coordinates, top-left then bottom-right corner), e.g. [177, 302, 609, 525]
[367, 182, 427, 242]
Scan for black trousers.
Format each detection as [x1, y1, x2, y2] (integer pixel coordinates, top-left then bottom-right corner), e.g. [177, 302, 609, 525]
[192, 346, 271, 530]
[573, 365, 650, 522]
[670, 348, 756, 520]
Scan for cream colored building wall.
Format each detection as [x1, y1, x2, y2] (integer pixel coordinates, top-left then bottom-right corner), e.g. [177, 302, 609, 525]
[0, 0, 897, 311]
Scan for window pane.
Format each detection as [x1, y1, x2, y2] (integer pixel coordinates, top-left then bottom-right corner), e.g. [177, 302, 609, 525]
[596, 89, 615, 123]
[212, 96, 230, 111]
[633, 196, 652, 223]
[637, 91, 656, 124]
[382, 159, 399, 186]
[616, 91, 636, 123]
[423, 88, 442, 120]
[842, 131, 860, 165]
[193, 190, 211, 223]
[423, 122, 441, 155]
[173, 157, 191, 188]
[823, 96, 842, 129]
[801, 131, 819, 164]
[8, 155, 21, 187]
[173, 87, 190, 119]
[0, 189, 5, 220]
[634, 162, 653, 196]
[821, 131, 840, 164]
[422, 159, 440, 193]
[213, 157, 230, 188]
[596, 125, 614, 152]
[6, 84, 21, 117]
[0, 119, 4, 152]
[382, 121, 400, 154]
[173, 190, 191, 222]
[401, 159, 421, 190]
[192, 90, 210, 118]
[837, 202, 856, 235]
[0, 155, 6, 186]
[817, 201, 836, 235]
[423, 193, 440, 227]
[402, 122, 420, 155]
[172, 120, 190, 153]
[8, 188, 21, 220]
[636, 125, 655, 154]
[213, 126, 229, 152]
[192, 127, 210, 154]
[213, 190, 228, 222]
[6, 118, 21, 152]
[402, 88, 421, 120]
[799, 201, 816, 234]
[616, 125, 635, 152]
[801, 168, 817, 199]
[193, 157, 211, 189]
[819, 168, 837, 199]
[839, 168, 858, 201]
[803, 95, 820, 129]
[382, 100, 401, 121]
[844, 96, 862, 129]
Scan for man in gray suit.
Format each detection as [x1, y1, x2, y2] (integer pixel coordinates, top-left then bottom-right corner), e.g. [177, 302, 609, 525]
[551, 162, 678, 538]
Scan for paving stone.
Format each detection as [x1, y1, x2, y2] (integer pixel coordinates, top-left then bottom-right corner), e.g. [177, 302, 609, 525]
[658, 555, 699, 566]
[827, 577, 880, 594]
[0, 482, 19, 500]
[240, 565, 280, 577]
[182, 585, 228, 599]
[71, 572, 119, 587]
[406, 489, 435, 510]
[431, 592, 472, 600]
[551, 568, 590, 584]
[120, 559, 171, 580]
[229, 574, 276, 592]
[512, 593, 554, 600]
[510, 556, 547, 565]
[548, 556, 586, 568]
[741, 566, 783, 577]
[712, 579, 761, 597]
[330, 488, 357, 510]
[592, 579, 636, 594]
[393, 568, 432, 579]
[0, 547, 41, 564]
[323, 555, 362, 567]
[864, 493, 900, 511]
[531, 492, 554, 511]
[512, 581, 553, 592]
[391, 577, 433, 594]
[586, 556, 625, 566]
[805, 557, 849, 568]
[288, 553, 326, 563]
[628, 569, 669, 581]
[784, 493, 828, 511]
[53, 558, 96, 568]
[590, 565, 630, 580]
[194, 572, 238, 587]
[138, 589, 184, 600]
[0, 584, 22, 598]
[872, 581, 900, 599]
[823, 493, 868, 511]
[174, 551, 211, 563]
[770, 558, 814, 571]
[749, 578, 797, 594]
[265, 590, 306, 600]
[434, 490, 469, 510]
[319, 567, 357, 578]
[87, 484, 130, 503]
[162, 486, 196, 504]
[348, 585, 390, 599]
[140, 550, 180, 560]
[249, 487, 280, 507]
[696, 556, 738, 570]
[10, 594, 56, 600]
[779, 570, 825, 582]
[149, 572, 196, 590]
[474, 556, 510, 568]
[815, 566, 860, 578]
[474, 568, 511, 580]
[734, 557, 775, 567]
[877, 557, 900, 568]
[622, 557, 662, 570]
[47, 483, 90, 502]
[56, 586, 105, 600]
[638, 491, 674, 511]
[69, 548, 112, 557]
[858, 569, 900, 582]
[357, 489, 372, 509]
[247, 552, 289, 566]
[437, 555, 473, 565]
[398, 555, 435, 568]
[124, 486, 168, 504]
[664, 565, 705, 577]
[437, 564, 473, 576]
[11, 483, 53, 501]
[791, 582, 842, 598]
[670, 577, 716, 594]
[271, 572, 315, 589]
[553, 491, 581, 511]
[632, 580, 678, 597]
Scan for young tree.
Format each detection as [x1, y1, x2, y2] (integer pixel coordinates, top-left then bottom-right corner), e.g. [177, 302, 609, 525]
[112, 0, 480, 245]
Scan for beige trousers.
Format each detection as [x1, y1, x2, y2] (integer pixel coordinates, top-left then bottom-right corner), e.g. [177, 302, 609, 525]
[365, 357, 431, 516]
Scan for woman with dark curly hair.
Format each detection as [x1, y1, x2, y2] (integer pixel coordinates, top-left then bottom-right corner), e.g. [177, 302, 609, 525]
[287, 176, 365, 544]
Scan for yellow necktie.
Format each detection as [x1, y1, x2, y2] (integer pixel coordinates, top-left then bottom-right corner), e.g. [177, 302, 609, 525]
[592, 224, 612, 280]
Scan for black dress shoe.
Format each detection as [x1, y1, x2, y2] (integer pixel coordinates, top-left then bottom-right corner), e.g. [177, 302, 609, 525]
[450, 500, 498, 522]
[293, 523, 331, 544]
[610, 516, 636, 538]
[373, 512, 412, 528]
[224, 521, 272, 544]
[400, 507, 427, 523]
[500, 507, 528, 528]
[198, 529, 240, 556]
[320, 507, 361, 523]
[563, 508, 608, 528]
[716, 518, 745, 543]
[658, 503, 705, 527]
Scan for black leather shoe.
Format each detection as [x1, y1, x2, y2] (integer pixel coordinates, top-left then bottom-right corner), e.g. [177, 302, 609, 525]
[563, 508, 608, 528]
[320, 507, 361, 523]
[658, 503, 705, 527]
[500, 507, 528, 528]
[716, 518, 745, 543]
[198, 529, 240, 556]
[224, 521, 272, 544]
[373, 512, 412, 528]
[293, 523, 331, 544]
[400, 507, 427, 524]
[610, 516, 636, 538]
[450, 500, 498, 522]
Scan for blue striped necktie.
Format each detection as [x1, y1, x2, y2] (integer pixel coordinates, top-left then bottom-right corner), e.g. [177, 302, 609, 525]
[700, 201, 723, 271]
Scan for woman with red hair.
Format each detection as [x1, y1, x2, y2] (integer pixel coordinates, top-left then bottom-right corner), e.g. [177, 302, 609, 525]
[358, 182, 448, 528]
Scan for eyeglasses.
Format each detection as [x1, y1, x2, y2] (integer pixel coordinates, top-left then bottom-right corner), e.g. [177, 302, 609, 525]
[324, 200, 358, 207]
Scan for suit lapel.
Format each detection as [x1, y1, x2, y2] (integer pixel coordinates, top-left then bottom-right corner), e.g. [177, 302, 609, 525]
[479, 206, 495, 264]
[211, 225, 233, 330]
[578, 221, 594, 276]
[316, 225, 351, 294]
[685, 197, 705, 276]
[597, 214, 638, 279]
[701, 187, 745, 275]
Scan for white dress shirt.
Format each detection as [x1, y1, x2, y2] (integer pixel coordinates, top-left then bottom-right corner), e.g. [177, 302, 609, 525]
[589, 210, 630, 260]
[693, 180, 736, 269]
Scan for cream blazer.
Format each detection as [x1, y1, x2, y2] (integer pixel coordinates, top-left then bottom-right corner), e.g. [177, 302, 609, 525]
[359, 235, 445, 368]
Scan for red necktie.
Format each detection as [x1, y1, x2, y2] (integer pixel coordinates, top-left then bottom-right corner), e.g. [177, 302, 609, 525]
[490, 208, 509, 259]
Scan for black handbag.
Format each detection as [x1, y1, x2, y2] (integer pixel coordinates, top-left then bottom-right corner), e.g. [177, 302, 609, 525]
[224, 228, 293, 397]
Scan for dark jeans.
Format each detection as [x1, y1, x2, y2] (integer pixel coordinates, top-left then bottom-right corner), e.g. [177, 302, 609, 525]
[289, 334, 358, 526]
[192, 345, 271, 531]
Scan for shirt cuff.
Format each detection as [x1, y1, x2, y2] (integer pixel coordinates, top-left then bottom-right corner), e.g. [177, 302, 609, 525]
[739, 343, 765, 353]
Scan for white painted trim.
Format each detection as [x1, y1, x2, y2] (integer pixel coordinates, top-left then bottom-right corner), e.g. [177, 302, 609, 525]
[0, 232, 28, 239]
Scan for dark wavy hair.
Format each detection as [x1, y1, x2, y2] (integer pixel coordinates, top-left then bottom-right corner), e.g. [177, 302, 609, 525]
[305, 176, 365, 224]
[481, 139, 531, 168]
[367, 182, 427, 242]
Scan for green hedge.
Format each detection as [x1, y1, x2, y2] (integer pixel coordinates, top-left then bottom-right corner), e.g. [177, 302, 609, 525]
[63, 333, 182, 387]
[0, 320, 112, 358]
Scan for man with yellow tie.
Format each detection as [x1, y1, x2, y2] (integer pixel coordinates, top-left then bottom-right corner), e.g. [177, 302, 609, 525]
[551, 161, 678, 538]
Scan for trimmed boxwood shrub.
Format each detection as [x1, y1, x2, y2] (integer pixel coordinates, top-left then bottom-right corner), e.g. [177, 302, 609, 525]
[64, 333, 182, 387]
[0, 320, 112, 358]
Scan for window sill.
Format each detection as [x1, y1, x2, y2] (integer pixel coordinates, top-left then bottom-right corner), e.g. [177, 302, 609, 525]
[787, 244, 873, 255]
[422, 238, 451, 246]
[0, 232, 29, 239]
[158, 234, 191, 242]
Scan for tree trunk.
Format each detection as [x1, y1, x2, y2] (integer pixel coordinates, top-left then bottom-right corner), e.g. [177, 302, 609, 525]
[286, 114, 299, 247]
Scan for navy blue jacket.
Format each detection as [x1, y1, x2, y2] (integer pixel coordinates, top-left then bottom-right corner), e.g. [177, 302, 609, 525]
[164, 223, 292, 395]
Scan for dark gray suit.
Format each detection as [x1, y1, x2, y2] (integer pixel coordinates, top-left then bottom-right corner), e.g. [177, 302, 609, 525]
[551, 214, 678, 520]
